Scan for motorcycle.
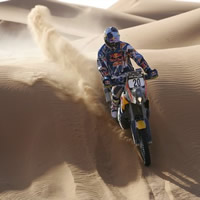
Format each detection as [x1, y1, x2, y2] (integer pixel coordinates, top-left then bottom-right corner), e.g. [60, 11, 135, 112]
[104, 68, 158, 166]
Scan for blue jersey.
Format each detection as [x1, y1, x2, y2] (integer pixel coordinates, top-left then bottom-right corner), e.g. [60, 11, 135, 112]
[97, 41, 150, 78]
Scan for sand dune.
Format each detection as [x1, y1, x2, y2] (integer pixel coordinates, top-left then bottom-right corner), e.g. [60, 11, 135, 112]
[73, 8, 200, 53]
[0, 0, 200, 199]
[0, 0, 154, 39]
[109, 0, 200, 20]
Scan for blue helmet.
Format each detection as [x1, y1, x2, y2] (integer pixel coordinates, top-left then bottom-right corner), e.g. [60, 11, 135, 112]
[104, 27, 120, 49]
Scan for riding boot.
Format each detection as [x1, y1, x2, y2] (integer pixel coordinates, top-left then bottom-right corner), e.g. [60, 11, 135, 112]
[111, 97, 119, 118]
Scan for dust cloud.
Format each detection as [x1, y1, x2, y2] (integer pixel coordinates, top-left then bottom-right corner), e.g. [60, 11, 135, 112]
[28, 5, 104, 115]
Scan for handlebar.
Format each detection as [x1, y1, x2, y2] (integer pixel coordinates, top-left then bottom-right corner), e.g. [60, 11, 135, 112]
[104, 69, 158, 87]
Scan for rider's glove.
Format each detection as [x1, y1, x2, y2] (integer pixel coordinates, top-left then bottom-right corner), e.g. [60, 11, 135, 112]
[151, 69, 158, 79]
[145, 67, 152, 75]
[103, 76, 112, 88]
[145, 68, 158, 79]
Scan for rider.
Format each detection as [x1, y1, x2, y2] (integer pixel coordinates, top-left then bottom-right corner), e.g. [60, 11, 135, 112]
[97, 27, 158, 118]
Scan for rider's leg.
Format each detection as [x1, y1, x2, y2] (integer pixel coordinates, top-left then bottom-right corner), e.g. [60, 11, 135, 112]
[111, 85, 124, 118]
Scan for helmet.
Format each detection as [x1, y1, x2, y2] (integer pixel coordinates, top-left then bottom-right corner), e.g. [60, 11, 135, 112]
[104, 27, 120, 49]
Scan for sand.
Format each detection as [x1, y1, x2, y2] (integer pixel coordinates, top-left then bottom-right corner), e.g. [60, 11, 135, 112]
[0, 0, 200, 199]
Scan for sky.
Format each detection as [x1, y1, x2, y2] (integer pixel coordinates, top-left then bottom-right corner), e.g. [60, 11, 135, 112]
[176, 0, 200, 2]
[57, 0, 118, 9]
[0, 0, 118, 8]
[57, 0, 200, 9]
[0, 0, 200, 8]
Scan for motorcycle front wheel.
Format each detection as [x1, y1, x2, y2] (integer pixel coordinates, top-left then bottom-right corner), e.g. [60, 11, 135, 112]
[137, 128, 151, 166]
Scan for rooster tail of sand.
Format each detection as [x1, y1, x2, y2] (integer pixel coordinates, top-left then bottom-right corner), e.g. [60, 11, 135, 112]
[27, 5, 105, 115]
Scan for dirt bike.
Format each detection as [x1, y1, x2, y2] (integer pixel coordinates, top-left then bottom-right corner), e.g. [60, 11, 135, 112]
[104, 68, 158, 166]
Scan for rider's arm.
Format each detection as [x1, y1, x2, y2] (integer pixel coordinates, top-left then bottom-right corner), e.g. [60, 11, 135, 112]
[97, 49, 112, 86]
[97, 50, 110, 78]
[126, 44, 151, 73]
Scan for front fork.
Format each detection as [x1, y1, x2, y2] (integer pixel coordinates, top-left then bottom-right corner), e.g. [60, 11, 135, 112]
[129, 104, 152, 144]
[129, 104, 139, 144]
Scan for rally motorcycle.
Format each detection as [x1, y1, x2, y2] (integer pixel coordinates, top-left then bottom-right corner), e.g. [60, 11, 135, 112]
[104, 68, 158, 166]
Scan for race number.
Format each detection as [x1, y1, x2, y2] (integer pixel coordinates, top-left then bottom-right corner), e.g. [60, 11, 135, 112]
[128, 78, 145, 88]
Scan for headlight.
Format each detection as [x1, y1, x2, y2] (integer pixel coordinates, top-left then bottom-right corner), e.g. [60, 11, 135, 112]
[137, 97, 142, 103]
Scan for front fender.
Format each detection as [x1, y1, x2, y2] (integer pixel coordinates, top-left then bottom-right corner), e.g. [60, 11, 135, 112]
[136, 120, 146, 129]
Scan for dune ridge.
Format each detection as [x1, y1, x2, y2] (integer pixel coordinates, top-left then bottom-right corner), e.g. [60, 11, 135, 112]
[1, 0, 154, 38]
[109, 0, 200, 20]
[73, 8, 200, 52]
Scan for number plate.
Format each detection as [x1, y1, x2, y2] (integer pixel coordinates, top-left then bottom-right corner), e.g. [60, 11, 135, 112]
[128, 78, 145, 88]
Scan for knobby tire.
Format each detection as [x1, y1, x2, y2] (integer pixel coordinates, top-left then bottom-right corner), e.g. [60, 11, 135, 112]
[138, 129, 151, 166]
